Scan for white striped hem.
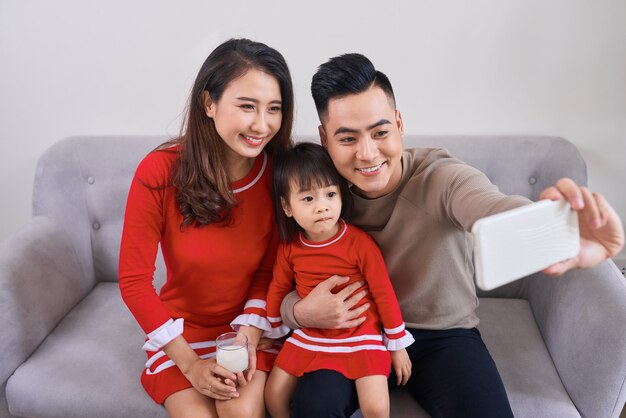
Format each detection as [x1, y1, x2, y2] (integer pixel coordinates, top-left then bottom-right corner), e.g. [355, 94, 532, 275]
[268, 316, 282, 323]
[230, 313, 272, 332]
[145, 340, 217, 375]
[384, 332, 415, 351]
[244, 299, 267, 310]
[293, 329, 383, 344]
[286, 337, 387, 353]
[383, 323, 406, 335]
[144, 340, 280, 375]
[142, 318, 184, 352]
[266, 323, 291, 339]
[146, 352, 216, 375]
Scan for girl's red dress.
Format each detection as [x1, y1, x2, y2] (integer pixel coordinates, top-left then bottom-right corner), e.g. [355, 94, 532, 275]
[266, 220, 414, 380]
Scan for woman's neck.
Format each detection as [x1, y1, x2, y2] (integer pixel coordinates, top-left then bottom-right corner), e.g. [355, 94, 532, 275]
[226, 155, 256, 182]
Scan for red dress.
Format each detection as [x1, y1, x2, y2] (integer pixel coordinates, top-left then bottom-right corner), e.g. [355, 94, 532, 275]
[119, 148, 279, 404]
[266, 221, 414, 379]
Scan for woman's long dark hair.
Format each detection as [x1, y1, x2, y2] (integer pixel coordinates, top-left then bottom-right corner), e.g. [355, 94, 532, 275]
[273, 142, 352, 242]
[158, 38, 294, 228]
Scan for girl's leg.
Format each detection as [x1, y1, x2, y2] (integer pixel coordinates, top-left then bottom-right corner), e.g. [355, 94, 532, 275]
[265, 366, 299, 418]
[355, 375, 389, 418]
[216, 370, 268, 418]
[164, 387, 218, 418]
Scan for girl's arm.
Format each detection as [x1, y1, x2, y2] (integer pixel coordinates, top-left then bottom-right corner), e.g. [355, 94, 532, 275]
[357, 233, 415, 384]
[357, 233, 414, 351]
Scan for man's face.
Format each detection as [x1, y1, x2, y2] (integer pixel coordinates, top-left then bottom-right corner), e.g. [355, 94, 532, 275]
[319, 86, 404, 199]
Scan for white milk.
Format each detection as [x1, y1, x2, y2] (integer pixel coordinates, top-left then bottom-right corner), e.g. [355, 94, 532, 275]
[216, 346, 248, 373]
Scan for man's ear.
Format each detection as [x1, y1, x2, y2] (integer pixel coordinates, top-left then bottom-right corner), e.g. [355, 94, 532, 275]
[280, 197, 293, 217]
[203, 91, 216, 118]
[396, 109, 404, 137]
[318, 125, 328, 148]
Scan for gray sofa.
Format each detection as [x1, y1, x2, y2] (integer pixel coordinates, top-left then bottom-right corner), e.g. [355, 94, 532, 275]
[1, 135, 625, 418]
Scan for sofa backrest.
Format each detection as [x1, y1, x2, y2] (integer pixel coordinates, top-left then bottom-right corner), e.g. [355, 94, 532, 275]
[32, 135, 587, 297]
[33, 136, 168, 286]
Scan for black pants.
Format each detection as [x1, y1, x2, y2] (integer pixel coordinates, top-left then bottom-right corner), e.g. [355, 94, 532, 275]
[291, 328, 513, 418]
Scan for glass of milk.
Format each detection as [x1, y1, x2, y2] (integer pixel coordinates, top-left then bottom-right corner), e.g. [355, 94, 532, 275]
[216, 332, 249, 373]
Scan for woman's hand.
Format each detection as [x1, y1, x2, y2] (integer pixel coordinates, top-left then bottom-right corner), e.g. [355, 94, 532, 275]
[162, 335, 239, 400]
[540, 178, 624, 275]
[294, 275, 370, 329]
[391, 349, 412, 386]
[184, 357, 239, 400]
[237, 325, 263, 384]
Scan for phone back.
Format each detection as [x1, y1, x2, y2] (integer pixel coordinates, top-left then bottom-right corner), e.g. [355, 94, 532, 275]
[472, 200, 580, 291]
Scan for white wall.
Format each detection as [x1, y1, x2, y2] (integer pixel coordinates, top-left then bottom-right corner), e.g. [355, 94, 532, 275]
[1, 0, 625, 257]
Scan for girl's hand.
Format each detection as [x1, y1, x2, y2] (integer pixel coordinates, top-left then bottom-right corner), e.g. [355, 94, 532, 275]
[184, 357, 239, 400]
[391, 349, 412, 386]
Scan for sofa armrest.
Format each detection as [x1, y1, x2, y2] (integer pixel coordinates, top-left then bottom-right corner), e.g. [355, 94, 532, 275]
[523, 261, 626, 418]
[0, 216, 95, 385]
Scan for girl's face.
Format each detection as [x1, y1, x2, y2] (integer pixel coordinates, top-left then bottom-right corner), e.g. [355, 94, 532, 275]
[204, 68, 283, 174]
[281, 182, 343, 242]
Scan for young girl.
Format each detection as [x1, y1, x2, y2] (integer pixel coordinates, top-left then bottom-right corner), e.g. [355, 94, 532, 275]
[264, 142, 415, 418]
[118, 38, 293, 418]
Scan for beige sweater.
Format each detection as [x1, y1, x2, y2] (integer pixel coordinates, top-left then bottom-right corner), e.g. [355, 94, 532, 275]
[281, 148, 530, 330]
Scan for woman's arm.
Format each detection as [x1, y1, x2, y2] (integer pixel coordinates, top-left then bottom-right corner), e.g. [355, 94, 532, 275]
[119, 155, 180, 347]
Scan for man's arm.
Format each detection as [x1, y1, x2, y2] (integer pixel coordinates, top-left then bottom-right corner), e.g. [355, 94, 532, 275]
[433, 157, 624, 273]
[279, 276, 370, 329]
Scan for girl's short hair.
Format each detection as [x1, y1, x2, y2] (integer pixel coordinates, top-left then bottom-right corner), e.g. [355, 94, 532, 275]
[272, 142, 353, 242]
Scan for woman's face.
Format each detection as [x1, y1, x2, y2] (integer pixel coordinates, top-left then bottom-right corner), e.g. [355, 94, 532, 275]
[205, 68, 283, 165]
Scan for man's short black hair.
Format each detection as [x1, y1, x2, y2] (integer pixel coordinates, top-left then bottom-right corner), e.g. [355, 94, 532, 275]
[311, 53, 396, 121]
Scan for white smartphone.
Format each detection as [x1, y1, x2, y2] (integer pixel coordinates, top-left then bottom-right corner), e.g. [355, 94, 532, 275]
[472, 199, 580, 291]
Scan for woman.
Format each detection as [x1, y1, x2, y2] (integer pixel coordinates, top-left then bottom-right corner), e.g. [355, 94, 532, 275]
[119, 38, 293, 417]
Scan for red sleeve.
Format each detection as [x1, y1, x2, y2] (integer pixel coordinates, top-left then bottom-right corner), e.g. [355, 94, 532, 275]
[118, 153, 172, 335]
[266, 242, 296, 336]
[245, 226, 279, 314]
[357, 233, 413, 349]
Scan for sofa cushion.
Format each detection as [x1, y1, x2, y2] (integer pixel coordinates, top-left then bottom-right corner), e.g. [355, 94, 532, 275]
[363, 298, 581, 417]
[8, 285, 580, 418]
[6, 282, 166, 418]
[477, 298, 580, 417]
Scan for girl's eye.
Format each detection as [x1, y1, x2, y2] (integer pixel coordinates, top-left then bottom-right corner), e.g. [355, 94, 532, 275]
[269, 106, 282, 113]
[240, 104, 255, 110]
[328, 192, 337, 198]
[302, 196, 313, 202]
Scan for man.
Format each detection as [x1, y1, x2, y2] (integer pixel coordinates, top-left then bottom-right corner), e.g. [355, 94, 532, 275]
[279, 53, 624, 417]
